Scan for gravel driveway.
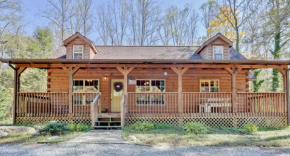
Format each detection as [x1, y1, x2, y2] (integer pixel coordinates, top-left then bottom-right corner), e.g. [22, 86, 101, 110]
[1, 130, 290, 156]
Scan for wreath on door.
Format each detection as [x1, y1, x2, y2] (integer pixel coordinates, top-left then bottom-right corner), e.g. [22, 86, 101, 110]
[113, 82, 123, 92]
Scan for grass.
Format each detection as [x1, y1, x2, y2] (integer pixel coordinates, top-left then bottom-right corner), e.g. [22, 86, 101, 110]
[0, 131, 85, 145]
[122, 125, 290, 147]
[0, 118, 13, 125]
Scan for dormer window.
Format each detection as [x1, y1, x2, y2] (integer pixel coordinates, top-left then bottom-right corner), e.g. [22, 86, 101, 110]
[213, 46, 223, 60]
[73, 45, 84, 59]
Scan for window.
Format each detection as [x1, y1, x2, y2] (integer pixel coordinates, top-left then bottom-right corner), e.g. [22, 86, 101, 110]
[136, 79, 165, 105]
[73, 45, 83, 59]
[73, 80, 99, 92]
[200, 80, 219, 92]
[213, 46, 223, 60]
[73, 80, 99, 105]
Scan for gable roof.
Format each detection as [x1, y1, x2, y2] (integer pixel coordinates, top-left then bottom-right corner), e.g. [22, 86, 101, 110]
[63, 32, 98, 54]
[196, 33, 233, 53]
[50, 46, 246, 60]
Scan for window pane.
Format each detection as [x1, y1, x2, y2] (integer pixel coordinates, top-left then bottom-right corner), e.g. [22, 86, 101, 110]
[73, 80, 83, 92]
[136, 79, 166, 104]
[74, 53, 83, 59]
[84, 80, 99, 92]
[214, 54, 222, 60]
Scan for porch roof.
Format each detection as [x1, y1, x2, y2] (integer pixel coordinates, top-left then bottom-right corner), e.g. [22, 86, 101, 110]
[1, 58, 290, 67]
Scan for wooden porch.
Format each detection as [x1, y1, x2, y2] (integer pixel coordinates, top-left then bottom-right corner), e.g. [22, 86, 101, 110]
[16, 91, 287, 127]
[1, 58, 289, 128]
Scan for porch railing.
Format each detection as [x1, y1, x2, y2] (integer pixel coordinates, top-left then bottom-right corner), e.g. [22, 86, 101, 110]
[183, 92, 232, 114]
[72, 92, 99, 117]
[127, 92, 286, 117]
[237, 92, 286, 116]
[127, 92, 178, 114]
[17, 92, 100, 117]
[18, 92, 69, 117]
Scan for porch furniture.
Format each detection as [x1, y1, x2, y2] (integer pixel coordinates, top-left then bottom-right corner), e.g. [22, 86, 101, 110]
[198, 98, 231, 113]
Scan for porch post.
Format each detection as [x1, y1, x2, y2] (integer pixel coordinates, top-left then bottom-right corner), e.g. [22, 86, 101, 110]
[277, 68, 287, 92]
[286, 68, 290, 125]
[62, 67, 79, 116]
[9, 64, 27, 125]
[117, 66, 134, 128]
[225, 67, 240, 113]
[171, 67, 189, 114]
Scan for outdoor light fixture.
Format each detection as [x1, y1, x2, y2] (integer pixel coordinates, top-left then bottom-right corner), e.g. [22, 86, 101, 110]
[164, 71, 168, 76]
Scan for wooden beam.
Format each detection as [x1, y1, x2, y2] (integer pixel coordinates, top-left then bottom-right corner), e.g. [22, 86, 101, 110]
[18, 67, 27, 76]
[171, 67, 189, 114]
[277, 68, 286, 76]
[8, 63, 19, 125]
[72, 67, 80, 75]
[229, 68, 239, 113]
[286, 69, 290, 125]
[15, 63, 288, 69]
[276, 68, 287, 92]
[62, 67, 80, 115]
[225, 67, 233, 74]
[117, 66, 135, 128]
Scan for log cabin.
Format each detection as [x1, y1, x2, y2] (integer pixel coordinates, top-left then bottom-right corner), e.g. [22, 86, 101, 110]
[1, 32, 290, 129]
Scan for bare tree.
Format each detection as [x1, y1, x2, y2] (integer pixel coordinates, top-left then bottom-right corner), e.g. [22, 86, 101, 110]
[200, 0, 219, 38]
[42, 0, 75, 42]
[160, 4, 199, 46]
[127, 0, 161, 46]
[218, 0, 259, 52]
[76, 0, 93, 36]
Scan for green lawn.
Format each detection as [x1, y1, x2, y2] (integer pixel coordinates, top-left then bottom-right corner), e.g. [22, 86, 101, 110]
[0, 132, 85, 145]
[122, 126, 290, 147]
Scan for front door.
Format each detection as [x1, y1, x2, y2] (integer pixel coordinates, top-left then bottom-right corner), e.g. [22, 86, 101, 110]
[111, 79, 124, 112]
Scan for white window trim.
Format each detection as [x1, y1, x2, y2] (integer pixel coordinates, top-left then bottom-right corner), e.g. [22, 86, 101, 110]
[73, 79, 100, 93]
[73, 45, 84, 59]
[213, 46, 224, 60]
[200, 79, 220, 92]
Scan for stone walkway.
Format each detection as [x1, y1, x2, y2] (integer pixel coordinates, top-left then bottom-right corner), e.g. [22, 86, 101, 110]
[66, 130, 126, 144]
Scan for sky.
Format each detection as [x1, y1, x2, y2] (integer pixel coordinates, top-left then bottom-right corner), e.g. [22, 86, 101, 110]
[22, 0, 207, 40]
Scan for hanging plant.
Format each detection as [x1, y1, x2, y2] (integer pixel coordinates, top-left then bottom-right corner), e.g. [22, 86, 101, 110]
[113, 82, 123, 92]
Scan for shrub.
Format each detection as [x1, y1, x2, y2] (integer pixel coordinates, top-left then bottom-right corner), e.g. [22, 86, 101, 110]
[243, 123, 258, 133]
[183, 122, 209, 134]
[68, 123, 91, 132]
[154, 124, 173, 129]
[39, 121, 70, 135]
[131, 122, 154, 131]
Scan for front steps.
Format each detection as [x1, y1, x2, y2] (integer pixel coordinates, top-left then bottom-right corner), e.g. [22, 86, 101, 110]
[94, 117, 121, 129]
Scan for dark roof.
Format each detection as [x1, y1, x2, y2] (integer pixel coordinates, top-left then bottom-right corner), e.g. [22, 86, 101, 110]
[50, 46, 246, 60]
[93, 46, 202, 60]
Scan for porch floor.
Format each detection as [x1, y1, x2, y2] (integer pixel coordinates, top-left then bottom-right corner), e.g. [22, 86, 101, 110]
[98, 113, 121, 118]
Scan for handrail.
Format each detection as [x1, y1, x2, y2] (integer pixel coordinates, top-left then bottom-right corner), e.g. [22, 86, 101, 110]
[121, 94, 125, 128]
[90, 93, 101, 128]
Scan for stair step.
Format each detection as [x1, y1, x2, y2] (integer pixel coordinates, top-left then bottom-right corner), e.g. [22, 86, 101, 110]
[96, 121, 121, 123]
[94, 126, 121, 128]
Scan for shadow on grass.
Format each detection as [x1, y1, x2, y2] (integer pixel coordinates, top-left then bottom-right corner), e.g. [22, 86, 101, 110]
[0, 134, 39, 145]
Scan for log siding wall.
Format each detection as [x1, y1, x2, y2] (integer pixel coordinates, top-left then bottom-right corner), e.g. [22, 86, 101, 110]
[47, 68, 249, 112]
[66, 37, 92, 59]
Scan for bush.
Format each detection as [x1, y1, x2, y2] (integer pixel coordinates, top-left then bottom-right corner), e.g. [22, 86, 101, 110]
[183, 122, 209, 134]
[243, 123, 258, 133]
[39, 121, 70, 135]
[131, 122, 154, 131]
[68, 123, 91, 132]
[154, 124, 173, 129]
